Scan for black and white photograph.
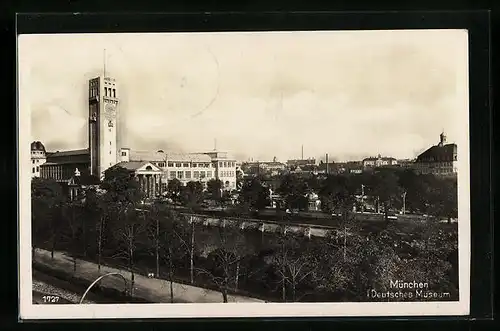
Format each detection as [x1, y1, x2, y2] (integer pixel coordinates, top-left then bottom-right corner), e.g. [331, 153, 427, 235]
[18, 29, 470, 319]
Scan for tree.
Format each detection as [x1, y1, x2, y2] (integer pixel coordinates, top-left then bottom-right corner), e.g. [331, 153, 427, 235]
[144, 203, 186, 302]
[61, 200, 83, 273]
[372, 170, 402, 222]
[167, 178, 182, 202]
[318, 175, 355, 215]
[277, 174, 309, 211]
[112, 204, 145, 295]
[195, 223, 251, 302]
[427, 177, 458, 222]
[101, 166, 143, 205]
[238, 177, 271, 211]
[270, 232, 317, 302]
[206, 178, 223, 204]
[31, 178, 65, 260]
[181, 181, 204, 210]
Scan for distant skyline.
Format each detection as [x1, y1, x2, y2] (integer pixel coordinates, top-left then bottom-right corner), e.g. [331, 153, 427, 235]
[19, 30, 468, 162]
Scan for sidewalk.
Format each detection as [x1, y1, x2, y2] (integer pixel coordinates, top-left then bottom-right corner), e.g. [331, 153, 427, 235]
[33, 248, 264, 304]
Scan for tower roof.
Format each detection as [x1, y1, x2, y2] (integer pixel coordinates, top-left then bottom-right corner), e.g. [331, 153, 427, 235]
[30, 141, 46, 152]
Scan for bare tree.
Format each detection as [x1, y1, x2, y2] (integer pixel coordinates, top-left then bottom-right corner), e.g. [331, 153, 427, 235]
[195, 221, 252, 303]
[61, 200, 82, 273]
[112, 203, 145, 295]
[270, 231, 317, 302]
[145, 204, 186, 302]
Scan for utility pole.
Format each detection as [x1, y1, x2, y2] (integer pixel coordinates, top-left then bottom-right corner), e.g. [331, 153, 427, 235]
[402, 191, 407, 215]
[301, 145, 304, 160]
[361, 184, 365, 213]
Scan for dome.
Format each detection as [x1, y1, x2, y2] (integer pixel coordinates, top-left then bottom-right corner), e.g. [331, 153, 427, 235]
[30, 141, 46, 153]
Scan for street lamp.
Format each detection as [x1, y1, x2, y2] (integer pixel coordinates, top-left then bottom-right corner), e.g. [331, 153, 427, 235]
[79, 272, 129, 304]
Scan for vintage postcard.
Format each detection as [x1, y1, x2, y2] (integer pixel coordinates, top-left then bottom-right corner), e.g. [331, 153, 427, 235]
[18, 29, 470, 319]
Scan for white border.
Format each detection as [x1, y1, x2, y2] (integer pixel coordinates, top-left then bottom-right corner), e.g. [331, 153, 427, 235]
[18, 29, 471, 320]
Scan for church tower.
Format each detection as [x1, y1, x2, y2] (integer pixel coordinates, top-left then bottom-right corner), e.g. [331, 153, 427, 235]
[88, 75, 119, 178]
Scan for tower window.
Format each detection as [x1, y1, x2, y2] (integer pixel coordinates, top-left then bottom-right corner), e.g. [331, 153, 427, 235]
[113, 89, 116, 98]
[104, 87, 107, 97]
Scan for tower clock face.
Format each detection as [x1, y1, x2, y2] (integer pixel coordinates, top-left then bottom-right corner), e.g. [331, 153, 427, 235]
[104, 103, 116, 121]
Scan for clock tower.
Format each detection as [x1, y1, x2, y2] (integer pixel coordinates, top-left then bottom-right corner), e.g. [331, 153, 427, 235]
[88, 76, 119, 178]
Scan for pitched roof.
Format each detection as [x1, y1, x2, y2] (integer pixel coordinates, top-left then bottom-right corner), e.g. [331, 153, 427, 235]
[129, 150, 165, 162]
[166, 153, 212, 162]
[114, 161, 150, 171]
[46, 148, 89, 157]
[416, 143, 457, 162]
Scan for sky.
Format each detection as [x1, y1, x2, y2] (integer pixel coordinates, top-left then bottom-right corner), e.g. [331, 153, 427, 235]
[18, 30, 468, 162]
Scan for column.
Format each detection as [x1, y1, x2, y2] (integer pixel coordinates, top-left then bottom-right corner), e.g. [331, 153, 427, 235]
[152, 175, 157, 197]
[140, 175, 145, 195]
[158, 175, 162, 195]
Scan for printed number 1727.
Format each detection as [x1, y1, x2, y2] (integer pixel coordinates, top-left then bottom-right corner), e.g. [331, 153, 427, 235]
[42, 295, 60, 303]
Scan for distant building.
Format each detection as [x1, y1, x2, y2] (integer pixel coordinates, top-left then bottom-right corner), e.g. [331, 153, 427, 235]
[362, 154, 398, 168]
[397, 158, 416, 169]
[242, 159, 286, 176]
[337, 161, 364, 174]
[30, 141, 47, 177]
[286, 158, 316, 168]
[317, 161, 337, 175]
[414, 132, 457, 176]
[40, 149, 92, 184]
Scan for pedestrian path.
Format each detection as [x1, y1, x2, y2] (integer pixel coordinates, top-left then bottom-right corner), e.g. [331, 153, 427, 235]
[33, 248, 264, 304]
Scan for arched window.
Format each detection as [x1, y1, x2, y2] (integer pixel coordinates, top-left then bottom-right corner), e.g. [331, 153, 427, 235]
[146, 166, 153, 170]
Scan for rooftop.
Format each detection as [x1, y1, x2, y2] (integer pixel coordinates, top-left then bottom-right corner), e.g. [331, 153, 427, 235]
[167, 153, 213, 162]
[31, 141, 46, 152]
[416, 143, 457, 163]
[129, 150, 165, 162]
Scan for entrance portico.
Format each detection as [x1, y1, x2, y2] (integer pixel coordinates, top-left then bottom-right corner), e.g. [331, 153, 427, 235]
[134, 164, 163, 198]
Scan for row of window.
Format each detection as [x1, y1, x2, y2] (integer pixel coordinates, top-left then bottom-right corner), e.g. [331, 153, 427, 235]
[220, 171, 235, 177]
[170, 170, 213, 180]
[220, 161, 235, 168]
[31, 159, 43, 164]
[105, 87, 116, 98]
[32, 166, 39, 173]
[167, 162, 211, 168]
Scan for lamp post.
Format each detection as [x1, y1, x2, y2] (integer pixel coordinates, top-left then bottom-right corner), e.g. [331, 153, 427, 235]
[79, 272, 128, 304]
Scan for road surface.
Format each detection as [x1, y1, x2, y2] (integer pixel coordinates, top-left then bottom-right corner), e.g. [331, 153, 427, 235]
[33, 248, 264, 304]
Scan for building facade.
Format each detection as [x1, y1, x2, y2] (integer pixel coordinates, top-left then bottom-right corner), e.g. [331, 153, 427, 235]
[118, 148, 238, 194]
[414, 132, 458, 176]
[30, 141, 47, 177]
[362, 155, 398, 168]
[88, 76, 119, 178]
[38, 74, 120, 184]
